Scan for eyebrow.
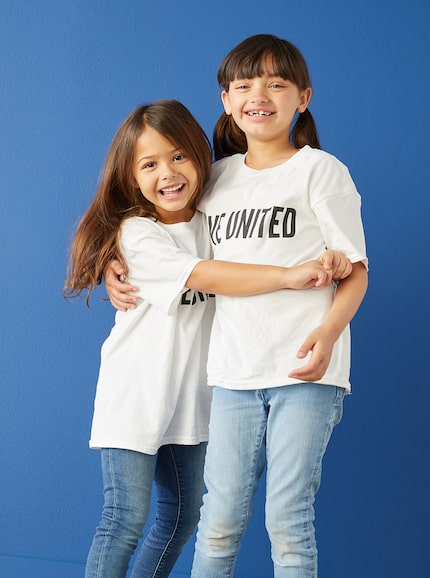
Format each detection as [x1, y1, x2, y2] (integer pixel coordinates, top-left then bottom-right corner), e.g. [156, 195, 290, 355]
[136, 147, 180, 165]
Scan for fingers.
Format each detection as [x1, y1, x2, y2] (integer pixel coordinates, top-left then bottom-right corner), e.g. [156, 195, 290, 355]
[109, 297, 129, 312]
[321, 250, 353, 280]
[108, 295, 138, 312]
[110, 286, 138, 310]
[295, 338, 312, 361]
[309, 261, 332, 288]
[114, 279, 138, 294]
[314, 266, 333, 287]
[288, 354, 326, 382]
[292, 261, 332, 289]
[320, 250, 334, 270]
[334, 259, 353, 280]
[104, 259, 125, 281]
[111, 259, 126, 276]
[288, 335, 328, 382]
[105, 279, 138, 311]
[103, 258, 139, 311]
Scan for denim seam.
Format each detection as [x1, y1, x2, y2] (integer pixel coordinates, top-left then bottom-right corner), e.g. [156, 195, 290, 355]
[224, 390, 267, 577]
[150, 445, 182, 578]
[303, 386, 344, 576]
[95, 448, 119, 578]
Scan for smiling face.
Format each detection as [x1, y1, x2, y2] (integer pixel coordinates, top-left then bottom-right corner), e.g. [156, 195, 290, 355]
[221, 59, 311, 149]
[133, 125, 199, 224]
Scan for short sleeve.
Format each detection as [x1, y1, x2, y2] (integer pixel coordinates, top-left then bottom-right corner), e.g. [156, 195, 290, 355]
[120, 218, 203, 315]
[309, 156, 368, 269]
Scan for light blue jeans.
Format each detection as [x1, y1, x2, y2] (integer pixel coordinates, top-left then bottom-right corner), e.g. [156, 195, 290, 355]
[85, 443, 206, 578]
[191, 383, 344, 578]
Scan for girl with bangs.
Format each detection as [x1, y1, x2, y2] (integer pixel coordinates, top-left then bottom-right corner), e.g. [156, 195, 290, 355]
[65, 99, 343, 578]
[190, 35, 368, 578]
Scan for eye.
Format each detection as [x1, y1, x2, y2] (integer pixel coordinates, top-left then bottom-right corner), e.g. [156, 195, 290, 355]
[141, 161, 156, 170]
[173, 153, 186, 162]
[232, 80, 250, 90]
[269, 81, 286, 89]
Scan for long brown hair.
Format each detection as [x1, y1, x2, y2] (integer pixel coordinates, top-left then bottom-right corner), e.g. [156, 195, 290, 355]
[64, 99, 212, 304]
[213, 34, 321, 160]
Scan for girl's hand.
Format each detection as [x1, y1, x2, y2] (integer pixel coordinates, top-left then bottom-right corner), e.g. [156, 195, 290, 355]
[287, 260, 333, 289]
[320, 250, 352, 280]
[290, 261, 368, 382]
[104, 260, 138, 311]
[288, 325, 336, 382]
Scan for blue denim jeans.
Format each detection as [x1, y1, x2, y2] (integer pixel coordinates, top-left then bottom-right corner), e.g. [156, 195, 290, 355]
[191, 383, 344, 578]
[85, 443, 206, 578]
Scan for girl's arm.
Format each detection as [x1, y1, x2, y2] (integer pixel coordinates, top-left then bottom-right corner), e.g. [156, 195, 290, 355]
[103, 249, 353, 311]
[288, 261, 368, 382]
[104, 260, 139, 311]
[104, 258, 334, 309]
[185, 259, 333, 296]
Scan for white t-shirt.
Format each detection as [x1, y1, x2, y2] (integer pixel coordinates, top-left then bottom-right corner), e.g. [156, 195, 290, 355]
[89, 211, 214, 455]
[199, 146, 367, 392]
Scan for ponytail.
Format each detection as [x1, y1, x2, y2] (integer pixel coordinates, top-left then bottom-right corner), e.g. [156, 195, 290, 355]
[213, 112, 247, 161]
[291, 109, 320, 149]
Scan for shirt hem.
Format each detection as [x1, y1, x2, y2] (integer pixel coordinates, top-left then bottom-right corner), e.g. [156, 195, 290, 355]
[207, 377, 351, 393]
[89, 435, 209, 456]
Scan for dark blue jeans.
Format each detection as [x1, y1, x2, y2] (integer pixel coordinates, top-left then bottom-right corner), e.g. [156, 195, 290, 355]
[85, 443, 207, 578]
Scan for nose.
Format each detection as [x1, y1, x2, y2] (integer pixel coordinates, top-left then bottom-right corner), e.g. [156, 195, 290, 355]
[250, 84, 269, 104]
[162, 171, 177, 180]
[160, 162, 177, 179]
[250, 93, 268, 104]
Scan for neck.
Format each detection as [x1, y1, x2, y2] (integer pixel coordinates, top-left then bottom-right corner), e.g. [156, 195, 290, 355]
[245, 139, 299, 170]
[245, 135, 297, 170]
[157, 207, 195, 224]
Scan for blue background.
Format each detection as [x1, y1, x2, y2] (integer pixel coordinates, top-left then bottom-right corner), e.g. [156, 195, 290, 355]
[1, 1, 429, 576]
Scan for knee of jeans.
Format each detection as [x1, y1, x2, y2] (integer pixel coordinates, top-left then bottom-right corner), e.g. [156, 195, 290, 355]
[156, 491, 202, 536]
[196, 518, 243, 557]
[180, 505, 201, 535]
[267, 521, 316, 569]
[196, 534, 239, 557]
[155, 503, 200, 545]
[100, 503, 147, 543]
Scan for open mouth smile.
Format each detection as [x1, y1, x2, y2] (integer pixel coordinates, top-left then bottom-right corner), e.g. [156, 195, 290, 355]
[159, 184, 184, 199]
[246, 110, 273, 117]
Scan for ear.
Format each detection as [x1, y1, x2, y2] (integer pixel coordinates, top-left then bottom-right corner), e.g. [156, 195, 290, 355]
[297, 87, 312, 113]
[221, 90, 232, 115]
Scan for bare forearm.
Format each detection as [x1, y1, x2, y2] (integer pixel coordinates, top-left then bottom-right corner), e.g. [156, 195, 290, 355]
[288, 261, 368, 382]
[186, 260, 288, 296]
[186, 259, 332, 296]
[321, 261, 368, 340]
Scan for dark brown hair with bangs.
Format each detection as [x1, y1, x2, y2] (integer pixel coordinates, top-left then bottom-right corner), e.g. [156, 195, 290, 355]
[213, 34, 321, 160]
[64, 99, 212, 304]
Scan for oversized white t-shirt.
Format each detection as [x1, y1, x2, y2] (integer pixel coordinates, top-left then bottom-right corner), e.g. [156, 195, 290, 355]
[199, 146, 367, 392]
[89, 211, 214, 455]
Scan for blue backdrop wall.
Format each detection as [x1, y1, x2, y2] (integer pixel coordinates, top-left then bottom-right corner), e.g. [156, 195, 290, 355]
[1, 1, 429, 577]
